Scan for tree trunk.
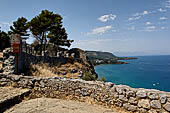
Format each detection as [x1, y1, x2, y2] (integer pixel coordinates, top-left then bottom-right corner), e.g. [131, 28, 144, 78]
[40, 33, 44, 56]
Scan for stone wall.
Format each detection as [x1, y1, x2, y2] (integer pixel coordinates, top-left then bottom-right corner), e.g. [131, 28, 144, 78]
[2, 48, 79, 74]
[0, 73, 170, 113]
[2, 48, 15, 74]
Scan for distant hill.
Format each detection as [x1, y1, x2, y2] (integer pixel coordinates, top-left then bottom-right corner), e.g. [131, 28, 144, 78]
[85, 51, 117, 65]
[85, 51, 116, 60]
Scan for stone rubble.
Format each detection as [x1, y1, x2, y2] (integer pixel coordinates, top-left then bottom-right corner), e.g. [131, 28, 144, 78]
[0, 73, 170, 112]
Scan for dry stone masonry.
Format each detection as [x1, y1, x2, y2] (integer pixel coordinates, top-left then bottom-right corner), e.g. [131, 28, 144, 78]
[0, 73, 170, 113]
[1, 48, 170, 112]
[2, 48, 90, 75]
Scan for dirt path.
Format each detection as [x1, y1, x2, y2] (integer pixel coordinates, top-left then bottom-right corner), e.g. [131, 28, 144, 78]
[0, 87, 31, 112]
[5, 98, 123, 113]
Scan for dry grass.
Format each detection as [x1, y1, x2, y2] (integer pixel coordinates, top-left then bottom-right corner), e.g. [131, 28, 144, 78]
[28, 62, 84, 79]
[28, 63, 56, 77]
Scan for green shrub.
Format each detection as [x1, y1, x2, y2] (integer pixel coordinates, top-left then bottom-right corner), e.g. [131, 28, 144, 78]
[82, 71, 97, 81]
[97, 76, 107, 82]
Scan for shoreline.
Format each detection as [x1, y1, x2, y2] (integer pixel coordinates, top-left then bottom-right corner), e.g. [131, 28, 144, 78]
[94, 55, 170, 92]
[92, 57, 138, 66]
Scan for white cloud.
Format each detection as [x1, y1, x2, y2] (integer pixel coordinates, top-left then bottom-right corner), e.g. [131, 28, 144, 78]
[160, 17, 168, 20]
[128, 10, 149, 21]
[126, 22, 135, 25]
[0, 22, 11, 31]
[161, 26, 168, 30]
[127, 26, 135, 30]
[88, 25, 112, 35]
[146, 22, 151, 25]
[145, 26, 156, 32]
[133, 13, 140, 17]
[112, 29, 117, 32]
[165, 5, 170, 8]
[0, 22, 11, 26]
[133, 10, 149, 16]
[128, 16, 141, 21]
[73, 38, 133, 49]
[165, 0, 170, 8]
[98, 14, 116, 22]
[158, 21, 168, 25]
[143, 11, 149, 15]
[158, 8, 167, 12]
[166, 0, 170, 3]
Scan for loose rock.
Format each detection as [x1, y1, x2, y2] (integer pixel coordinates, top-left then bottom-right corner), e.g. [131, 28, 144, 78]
[163, 102, 170, 112]
[150, 100, 161, 109]
[148, 92, 158, 100]
[136, 90, 147, 98]
[138, 99, 150, 109]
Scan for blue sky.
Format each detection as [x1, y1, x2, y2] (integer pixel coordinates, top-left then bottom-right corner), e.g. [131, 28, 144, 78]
[0, 0, 170, 56]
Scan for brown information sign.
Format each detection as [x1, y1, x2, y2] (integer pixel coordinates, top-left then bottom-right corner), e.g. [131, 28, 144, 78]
[12, 43, 20, 53]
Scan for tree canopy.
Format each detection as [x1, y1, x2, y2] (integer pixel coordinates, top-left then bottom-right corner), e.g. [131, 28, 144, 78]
[28, 10, 66, 55]
[9, 17, 29, 36]
[48, 24, 74, 48]
[1, 9, 73, 54]
[0, 29, 10, 51]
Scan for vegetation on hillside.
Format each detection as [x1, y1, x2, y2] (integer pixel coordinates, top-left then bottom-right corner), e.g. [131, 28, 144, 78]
[85, 51, 117, 65]
[0, 28, 10, 51]
[86, 51, 116, 60]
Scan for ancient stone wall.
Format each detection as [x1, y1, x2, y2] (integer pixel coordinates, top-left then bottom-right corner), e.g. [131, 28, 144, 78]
[2, 47, 88, 74]
[2, 48, 70, 74]
[2, 48, 15, 74]
[0, 73, 170, 113]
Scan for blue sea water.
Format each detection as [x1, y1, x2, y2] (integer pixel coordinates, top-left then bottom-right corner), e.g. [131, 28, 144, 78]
[95, 55, 170, 92]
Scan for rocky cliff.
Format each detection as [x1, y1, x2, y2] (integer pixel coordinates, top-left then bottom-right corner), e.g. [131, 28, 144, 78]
[85, 51, 117, 65]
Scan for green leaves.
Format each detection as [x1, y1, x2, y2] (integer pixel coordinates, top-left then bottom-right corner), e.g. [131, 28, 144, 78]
[48, 24, 74, 48]
[4, 9, 73, 53]
[0, 31, 10, 50]
[10, 17, 29, 36]
[28, 9, 73, 54]
[28, 10, 62, 36]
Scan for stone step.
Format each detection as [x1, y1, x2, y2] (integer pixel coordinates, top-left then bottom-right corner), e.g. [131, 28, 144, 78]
[0, 87, 31, 112]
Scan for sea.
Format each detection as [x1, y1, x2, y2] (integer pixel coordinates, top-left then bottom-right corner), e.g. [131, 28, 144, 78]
[95, 55, 170, 92]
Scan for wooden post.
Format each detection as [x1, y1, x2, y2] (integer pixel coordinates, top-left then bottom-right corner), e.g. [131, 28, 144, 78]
[15, 53, 19, 74]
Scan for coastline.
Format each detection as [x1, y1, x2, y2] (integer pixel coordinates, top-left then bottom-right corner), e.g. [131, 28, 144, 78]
[92, 57, 137, 66]
[95, 55, 170, 92]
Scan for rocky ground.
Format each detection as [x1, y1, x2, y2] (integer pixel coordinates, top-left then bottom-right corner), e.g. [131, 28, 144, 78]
[0, 87, 30, 102]
[0, 87, 126, 113]
[0, 87, 31, 112]
[5, 98, 121, 113]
